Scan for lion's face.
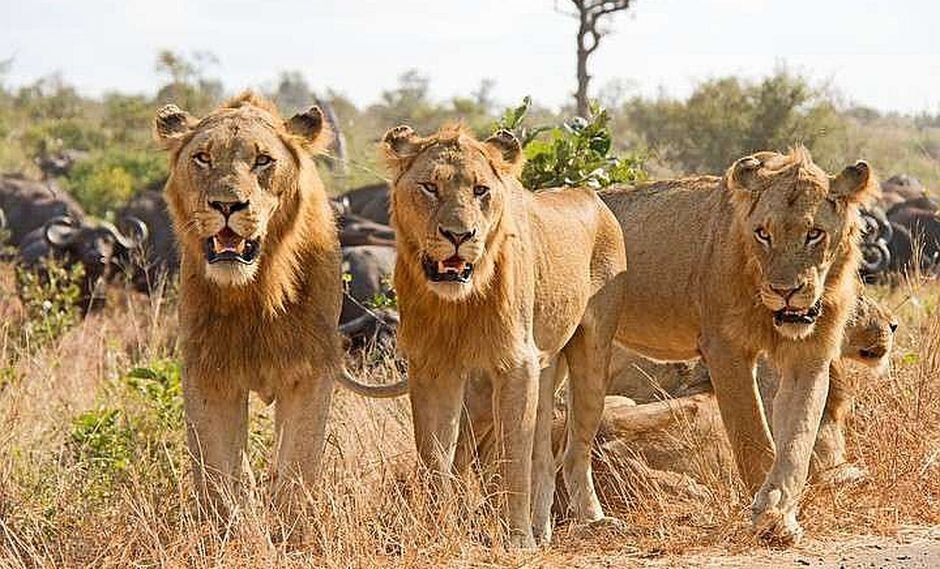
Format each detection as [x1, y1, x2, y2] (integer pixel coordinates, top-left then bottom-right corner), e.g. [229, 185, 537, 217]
[383, 126, 521, 301]
[843, 294, 897, 374]
[729, 150, 876, 339]
[154, 97, 328, 287]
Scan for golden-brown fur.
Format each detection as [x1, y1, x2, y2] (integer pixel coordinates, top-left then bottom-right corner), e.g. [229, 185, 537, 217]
[154, 92, 343, 506]
[600, 147, 877, 544]
[384, 124, 626, 547]
[775, 293, 896, 483]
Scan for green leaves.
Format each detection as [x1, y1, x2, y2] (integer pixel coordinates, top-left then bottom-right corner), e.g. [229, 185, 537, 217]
[494, 98, 644, 191]
[65, 149, 168, 217]
[15, 258, 83, 350]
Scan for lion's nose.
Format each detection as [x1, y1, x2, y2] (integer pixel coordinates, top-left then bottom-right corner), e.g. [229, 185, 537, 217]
[209, 200, 249, 218]
[769, 283, 804, 302]
[439, 227, 476, 247]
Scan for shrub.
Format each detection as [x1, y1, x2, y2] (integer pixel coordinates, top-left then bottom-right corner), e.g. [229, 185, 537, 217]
[67, 359, 185, 499]
[124, 359, 183, 429]
[65, 149, 167, 215]
[21, 118, 107, 158]
[15, 257, 83, 350]
[69, 407, 135, 475]
[624, 70, 847, 174]
[494, 97, 645, 190]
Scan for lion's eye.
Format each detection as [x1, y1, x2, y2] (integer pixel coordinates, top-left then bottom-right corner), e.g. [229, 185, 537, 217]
[473, 185, 490, 197]
[806, 228, 826, 246]
[418, 182, 438, 196]
[254, 154, 274, 169]
[754, 227, 772, 245]
[193, 152, 211, 167]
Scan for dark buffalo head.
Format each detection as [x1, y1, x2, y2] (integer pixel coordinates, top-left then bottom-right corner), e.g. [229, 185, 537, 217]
[43, 215, 149, 310]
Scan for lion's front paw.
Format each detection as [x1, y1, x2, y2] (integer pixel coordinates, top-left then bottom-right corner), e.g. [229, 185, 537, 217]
[751, 487, 803, 547]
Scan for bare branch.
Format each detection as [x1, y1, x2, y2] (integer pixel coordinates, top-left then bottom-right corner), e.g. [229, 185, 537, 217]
[570, 0, 635, 116]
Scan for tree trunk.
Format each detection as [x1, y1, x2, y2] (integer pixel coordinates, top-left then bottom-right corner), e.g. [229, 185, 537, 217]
[575, 15, 591, 117]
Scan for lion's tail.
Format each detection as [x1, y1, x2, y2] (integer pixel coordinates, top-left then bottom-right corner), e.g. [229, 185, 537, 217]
[336, 368, 409, 398]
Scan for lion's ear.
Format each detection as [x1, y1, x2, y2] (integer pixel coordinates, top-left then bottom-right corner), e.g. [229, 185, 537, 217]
[484, 130, 524, 176]
[831, 161, 877, 206]
[726, 154, 764, 194]
[286, 106, 332, 154]
[382, 125, 424, 173]
[153, 104, 196, 149]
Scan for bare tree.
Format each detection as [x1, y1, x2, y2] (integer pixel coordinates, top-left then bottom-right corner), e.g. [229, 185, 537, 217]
[563, 0, 635, 117]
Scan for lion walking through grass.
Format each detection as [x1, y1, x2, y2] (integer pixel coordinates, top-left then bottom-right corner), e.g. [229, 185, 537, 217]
[600, 148, 878, 543]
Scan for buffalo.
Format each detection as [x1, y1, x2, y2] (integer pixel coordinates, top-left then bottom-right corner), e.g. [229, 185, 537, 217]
[118, 189, 179, 291]
[0, 175, 84, 246]
[18, 215, 148, 312]
[339, 182, 390, 225]
[340, 245, 397, 351]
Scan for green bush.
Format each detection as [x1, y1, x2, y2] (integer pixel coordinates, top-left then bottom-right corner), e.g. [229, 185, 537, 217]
[124, 360, 183, 429]
[22, 118, 107, 157]
[15, 257, 83, 350]
[65, 149, 167, 215]
[624, 70, 847, 174]
[67, 359, 184, 498]
[69, 407, 135, 475]
[494, 97, 645, 190]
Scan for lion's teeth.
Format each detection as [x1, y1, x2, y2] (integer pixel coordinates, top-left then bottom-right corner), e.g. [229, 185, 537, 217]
[437, 261, 446, 273]
[235, 240, 246, 254]
[212, 236, 222, 253]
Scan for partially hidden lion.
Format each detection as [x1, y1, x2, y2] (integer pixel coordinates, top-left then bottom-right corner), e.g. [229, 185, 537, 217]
[600, 147, 877, 544]
[381, 124, 626, 547]
[606, 292, 897, 483]
[767, 292, 897, 484]
[154, 92, 348, 506]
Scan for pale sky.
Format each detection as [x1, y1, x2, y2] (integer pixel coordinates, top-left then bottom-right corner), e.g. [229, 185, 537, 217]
[2, 0, 938, 114]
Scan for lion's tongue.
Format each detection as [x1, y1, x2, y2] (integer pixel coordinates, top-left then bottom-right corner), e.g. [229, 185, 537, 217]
[437, 255, 467, 274]
[214, 227, 245, 254]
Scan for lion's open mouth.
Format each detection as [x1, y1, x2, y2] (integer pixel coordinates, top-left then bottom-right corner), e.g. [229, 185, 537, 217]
[773, 299, 822, 327]
[205, 226, 260, 265]
[423, 255, 473, 283]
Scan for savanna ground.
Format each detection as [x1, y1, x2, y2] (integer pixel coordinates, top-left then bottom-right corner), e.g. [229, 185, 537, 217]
[0, 257, 938, 568]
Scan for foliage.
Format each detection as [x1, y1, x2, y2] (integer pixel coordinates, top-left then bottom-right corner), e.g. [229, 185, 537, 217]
[21, 118, 107, 159]
[623, 70, 848, 173]
[65, 148, 167, 215]
[67, 359, 184, 497]
[154, 50, 223, 115]
[69, 407, 136, 475]
[15, 257, 83, 349]
[495, 97, 645, 190]
[124, 359, 184, 429]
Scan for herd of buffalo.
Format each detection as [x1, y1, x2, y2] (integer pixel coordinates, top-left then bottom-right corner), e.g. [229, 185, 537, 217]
[1, 170, 937, 343]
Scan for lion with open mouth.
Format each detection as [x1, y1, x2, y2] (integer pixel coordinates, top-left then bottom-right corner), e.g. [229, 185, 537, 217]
[154, 92, 345, 509]
[600, 147, 878, 545]
[381, 124, 627, 548]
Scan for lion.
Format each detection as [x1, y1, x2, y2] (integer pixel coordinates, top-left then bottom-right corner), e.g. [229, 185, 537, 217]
[605, 292, 897, 483]
[154, 92, 348, 507]
[766, 292, 897, 484]
[599, 147, 878, 544]
[380, 124, 626, 547]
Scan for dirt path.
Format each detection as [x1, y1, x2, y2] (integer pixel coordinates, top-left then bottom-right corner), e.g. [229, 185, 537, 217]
[530, 530, 940, 568]
[657, 536, 940, 569]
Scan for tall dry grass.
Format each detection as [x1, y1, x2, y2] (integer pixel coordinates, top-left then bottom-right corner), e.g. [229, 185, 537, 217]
[0, 265, 937, 567]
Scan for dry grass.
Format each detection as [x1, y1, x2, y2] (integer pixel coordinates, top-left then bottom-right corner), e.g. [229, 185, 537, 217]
[0, 264, 938, 568]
